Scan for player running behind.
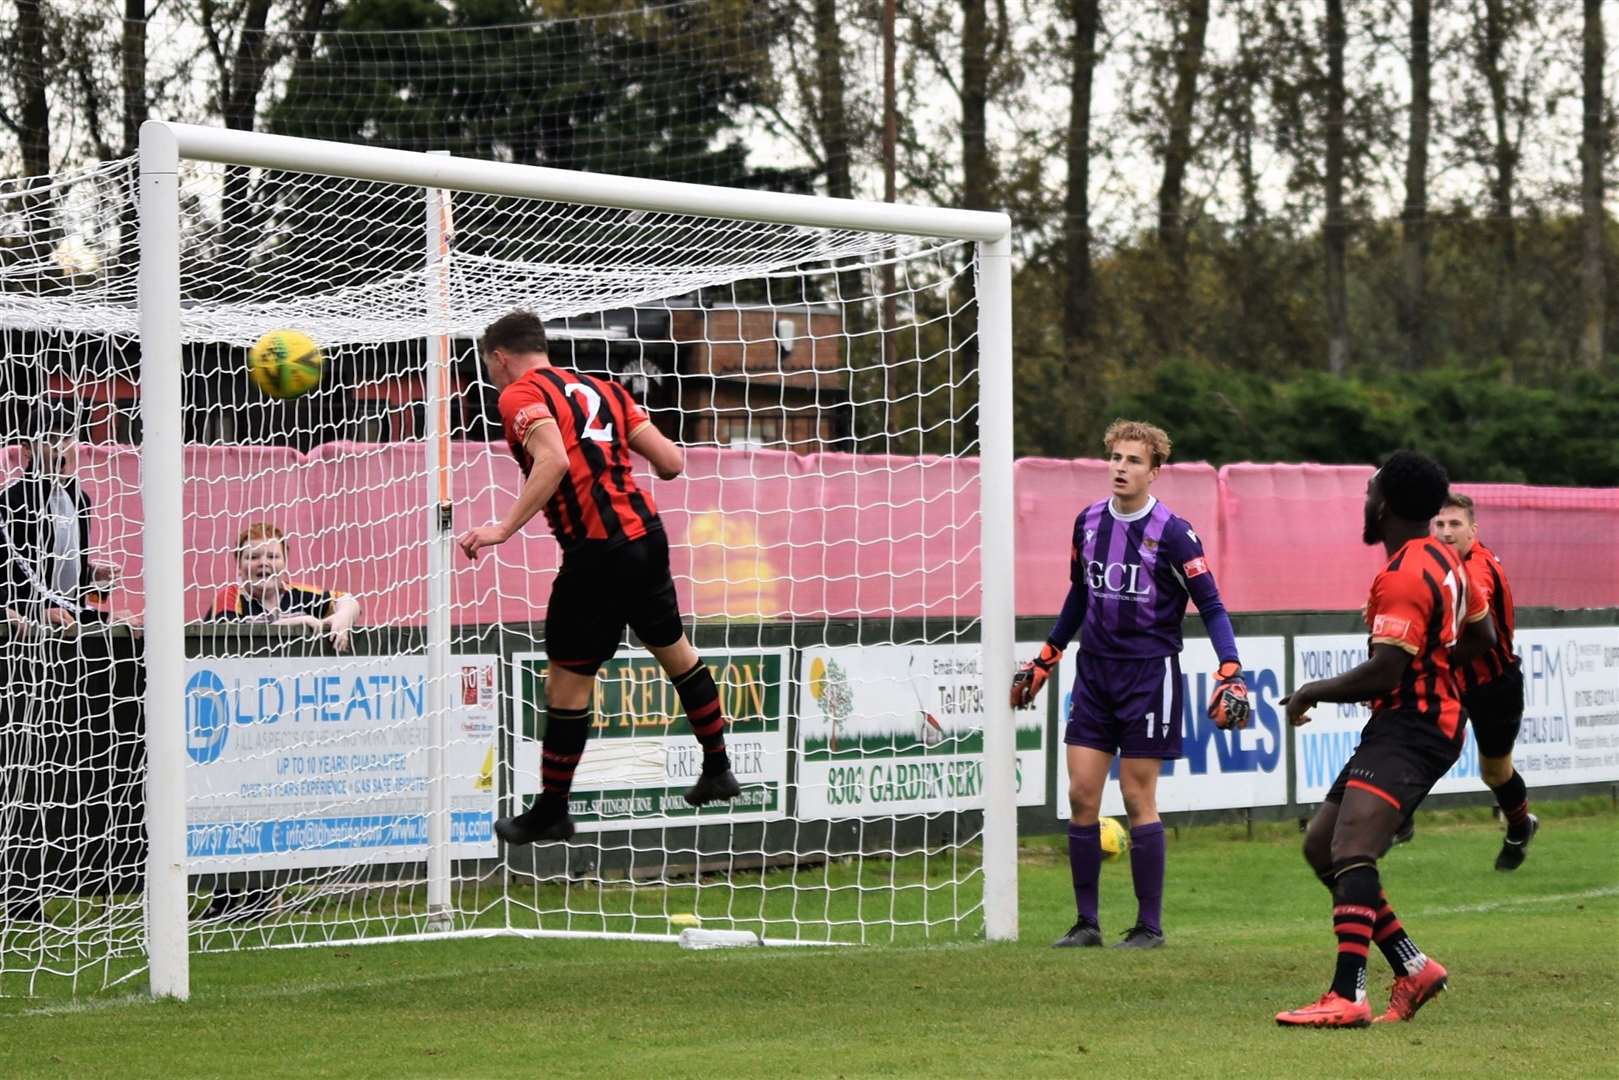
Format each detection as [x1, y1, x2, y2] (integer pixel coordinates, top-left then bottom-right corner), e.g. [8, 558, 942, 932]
[1433, 493, 1538, 870]
[460, 310, 740, 844]
[1277, 451, 1495, 1028]
[1010, 420, 1251, 950]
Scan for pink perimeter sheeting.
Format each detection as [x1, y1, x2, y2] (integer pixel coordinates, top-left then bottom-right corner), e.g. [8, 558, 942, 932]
[7, 445, 1612, 624]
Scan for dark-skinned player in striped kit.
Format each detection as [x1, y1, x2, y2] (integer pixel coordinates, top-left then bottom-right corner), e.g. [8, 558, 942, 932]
[1277, 451, 1495, 1028]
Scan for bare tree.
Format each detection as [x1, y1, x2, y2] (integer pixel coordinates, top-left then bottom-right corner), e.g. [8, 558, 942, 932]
[193, 0, 329, 273]
[1472, 0, 1520, 267]
[8, 0, 49, 179]
[757, 0, 877, 189]
[198, 0, 275, 133]
[0, 0, 56, 260]
[959, 0, 1009, 213]
[1399, 0, 1431, 369]
[1324, 0, 1349, 374]
[1157, 0, 1210, 269]
[1578, 0, 1606, 369]
[812, 0, 853, 202]
[1064, 0, 1102, 345]
[1455, 0, 1550, 365]
[123, 0, 148, 157]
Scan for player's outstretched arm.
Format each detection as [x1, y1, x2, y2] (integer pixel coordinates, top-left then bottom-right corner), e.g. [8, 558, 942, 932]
[459, 420, 569, 559]
[1281, 643, 1410, 726]
[628, 421, 683, 481]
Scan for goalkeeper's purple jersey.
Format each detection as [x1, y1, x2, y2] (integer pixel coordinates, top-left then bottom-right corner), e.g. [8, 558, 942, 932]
[1066, 495, 1229, 660]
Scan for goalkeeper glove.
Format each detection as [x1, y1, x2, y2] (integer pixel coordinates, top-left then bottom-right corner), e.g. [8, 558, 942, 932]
[1207, 661, 1250, 730]
[1010, 642, 1062, 710]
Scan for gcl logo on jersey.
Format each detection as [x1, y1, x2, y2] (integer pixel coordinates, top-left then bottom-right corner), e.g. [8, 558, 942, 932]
[1086, 561, 1152, 595]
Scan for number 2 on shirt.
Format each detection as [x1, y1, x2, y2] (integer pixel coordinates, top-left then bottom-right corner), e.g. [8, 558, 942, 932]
[565, 381, 615, 443]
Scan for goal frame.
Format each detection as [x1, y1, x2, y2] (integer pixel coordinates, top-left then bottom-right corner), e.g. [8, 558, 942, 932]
[137, 119, 1016, 1000]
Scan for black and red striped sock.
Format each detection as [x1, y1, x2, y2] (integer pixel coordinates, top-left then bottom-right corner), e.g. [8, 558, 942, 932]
[1372, 889, 1427, 976]
[673, 662, 730, 773]
[536, 705, 591, 811]
[1329, 860, 1380, 1001]
[1491, 770, 1532, 839]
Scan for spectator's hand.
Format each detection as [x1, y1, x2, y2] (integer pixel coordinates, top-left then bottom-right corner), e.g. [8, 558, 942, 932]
[274, 614, 325, 636]
[458, 524, 510, 560]
[326, 594, 360, 655]
[91, 561, 118, 589]
[44, 606, 77, 629]
[5, 607, 31, 638]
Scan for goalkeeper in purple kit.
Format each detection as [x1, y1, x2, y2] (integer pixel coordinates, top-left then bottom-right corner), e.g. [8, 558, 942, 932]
[1012, 420, 1249, 949]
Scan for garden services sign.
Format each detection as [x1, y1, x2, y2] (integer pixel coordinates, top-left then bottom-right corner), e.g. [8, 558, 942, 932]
[796, 643, 1048, 818]
[510, 649, 787, 830]
[1293, 627, 1619, 803]
[1052, 637, 1288, 816]
[184, 655, 501, 871]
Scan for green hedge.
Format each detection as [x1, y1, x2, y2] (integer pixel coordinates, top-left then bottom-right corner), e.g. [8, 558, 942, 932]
[1100, 358, 1619, 486]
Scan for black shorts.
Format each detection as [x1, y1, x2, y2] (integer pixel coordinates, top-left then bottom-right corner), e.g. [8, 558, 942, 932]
[545, 527, 685, 676]
[1463, 663, 1525, 759]
[1324, 710, 1463, 816]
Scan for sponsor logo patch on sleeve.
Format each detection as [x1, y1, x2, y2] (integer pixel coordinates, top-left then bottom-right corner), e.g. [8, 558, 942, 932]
[1371, 614, 1411, 641]
[1182, 556, 1209, 579]
[512, 402, 548, 440]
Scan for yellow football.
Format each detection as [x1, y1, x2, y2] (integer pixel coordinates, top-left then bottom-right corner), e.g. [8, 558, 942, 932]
[1099, 816, 1130, 861]
[248, 329, 325, 399]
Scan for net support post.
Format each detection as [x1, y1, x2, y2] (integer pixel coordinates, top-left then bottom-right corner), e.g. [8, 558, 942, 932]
[977, 232, 1017, 942]
[138, 120, 191, 999]
[423, 159, 454, 930]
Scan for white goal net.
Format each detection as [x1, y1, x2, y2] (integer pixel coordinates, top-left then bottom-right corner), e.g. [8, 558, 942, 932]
[0, 124, 1020, 998]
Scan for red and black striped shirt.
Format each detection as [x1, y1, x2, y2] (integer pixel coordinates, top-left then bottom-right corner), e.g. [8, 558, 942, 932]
[1459, 541, 1517, 690]
[208, 581, 341, 620]
[498, 367, 660, 553]
[1364, 537, 1489, 740]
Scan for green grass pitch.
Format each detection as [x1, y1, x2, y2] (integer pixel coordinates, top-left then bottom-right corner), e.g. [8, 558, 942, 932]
[2, 800, 1614, 1079]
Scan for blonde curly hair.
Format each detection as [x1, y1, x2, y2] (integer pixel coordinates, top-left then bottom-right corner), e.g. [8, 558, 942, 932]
[1102, 419, 1172, 469]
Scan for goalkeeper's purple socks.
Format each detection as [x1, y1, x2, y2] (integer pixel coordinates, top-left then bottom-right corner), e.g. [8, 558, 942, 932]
[1067, 822, 1102, 926]
[674, 661, 731, 773]
[1129, 821, 1166, 935]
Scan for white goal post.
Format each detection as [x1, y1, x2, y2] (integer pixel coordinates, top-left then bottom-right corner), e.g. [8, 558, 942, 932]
[132, 120, 1017, 1001]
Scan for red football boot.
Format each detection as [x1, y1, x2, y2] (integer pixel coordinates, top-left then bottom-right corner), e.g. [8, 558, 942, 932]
[1275, 991, 1372, 1028]
[1372, 958, 1448, 1023]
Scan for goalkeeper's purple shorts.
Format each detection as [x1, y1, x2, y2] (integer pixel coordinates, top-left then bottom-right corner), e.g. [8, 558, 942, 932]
[1063, 651, 1184, 760]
